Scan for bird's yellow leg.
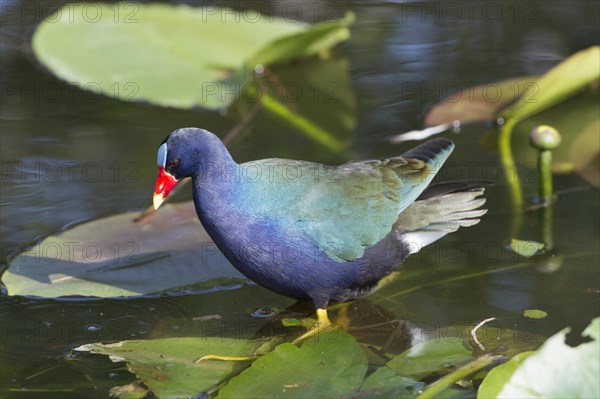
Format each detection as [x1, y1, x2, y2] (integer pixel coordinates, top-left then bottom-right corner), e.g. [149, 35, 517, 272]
[194, 354, 258, 364]
[292, 308, 333, 345]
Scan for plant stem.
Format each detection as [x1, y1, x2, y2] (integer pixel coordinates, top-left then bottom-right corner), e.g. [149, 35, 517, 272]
[538, 150, 553, 201]
[261, 98, 344, 152]
[541, 204, 554, 250]
[416, 354, 504, 399]
[498, 119, 523, 237]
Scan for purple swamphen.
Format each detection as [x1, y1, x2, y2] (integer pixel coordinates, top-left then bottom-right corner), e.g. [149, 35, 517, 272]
[153, 128, 488, 340]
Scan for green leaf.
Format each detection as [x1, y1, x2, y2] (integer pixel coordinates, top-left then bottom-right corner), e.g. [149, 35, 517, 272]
[570, 118, 600, 187]
[251, 12, 354, 67]
[217, 330, 368, 398]
[32, 3, 353, 110]
[510, 238, 544, 258]
[2, 201, 243, 297]
[523, 309, 548, 319]
[75, 337, 268, 398]
[386, 339, 473, 380]
[359, 366, 423, 398]
[281, 318, 303, 327]
[502, 46, 600, 122]
[477, 352, 534, 399]
[497, 317, 600, 398]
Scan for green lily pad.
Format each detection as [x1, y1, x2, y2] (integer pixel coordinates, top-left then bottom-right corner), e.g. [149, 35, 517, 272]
[477, 351, 534, 399]
[250, 13, 354, 67]
[217, 330, 368, 398]
[32, 3, 353, 110]
[281, 318, 303, 327]
[497, 317, 600, 398]
[386, 339, 473, 380]
[510, 239, 544, 258]
[75, 337, 268, 398]
[2, 201, 244, 297]
[523, 309, 548, 319]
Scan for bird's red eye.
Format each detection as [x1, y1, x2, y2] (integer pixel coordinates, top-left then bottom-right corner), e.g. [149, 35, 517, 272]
[169, 159, 180, 169]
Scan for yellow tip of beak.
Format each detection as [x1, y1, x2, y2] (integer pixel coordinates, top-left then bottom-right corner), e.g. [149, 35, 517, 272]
[153, 193, 165, 210]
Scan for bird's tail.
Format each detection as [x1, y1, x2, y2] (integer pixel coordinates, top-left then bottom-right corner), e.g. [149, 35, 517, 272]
[394, 180, 491, 254]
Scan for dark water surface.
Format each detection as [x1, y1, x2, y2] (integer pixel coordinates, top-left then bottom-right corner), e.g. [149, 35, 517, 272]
[1, 0, 599, 397]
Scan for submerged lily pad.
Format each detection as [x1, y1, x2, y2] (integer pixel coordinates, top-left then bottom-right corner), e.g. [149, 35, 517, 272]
[386, 339, 473, 380]
[359, 366, 423, 398]
[496, 317, 600, 398]
[2, 201, 244, 297]
[75, 337, 268, 398]
[217, 330, 368, 398]
[424, 77, 536, 127]
[32, 3, 353, 110]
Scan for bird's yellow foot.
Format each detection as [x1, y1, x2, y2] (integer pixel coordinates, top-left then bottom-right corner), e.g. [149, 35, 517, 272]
[292, 308, 334, 345]
[194, 354, 258, 364]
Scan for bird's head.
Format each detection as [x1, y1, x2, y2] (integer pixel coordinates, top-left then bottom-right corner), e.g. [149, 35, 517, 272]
[153, 127, 229, 209]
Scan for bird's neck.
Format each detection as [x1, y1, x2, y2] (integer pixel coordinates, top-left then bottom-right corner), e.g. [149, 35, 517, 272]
[190, 158, 242, 238]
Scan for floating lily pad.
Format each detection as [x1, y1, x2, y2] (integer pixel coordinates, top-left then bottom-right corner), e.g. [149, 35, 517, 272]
[510, 239, 544, 258]
[281, 318, 303, 327]
[523, 309, 548, 319]
[75, 337, 268, 398]
[496, 317, 600, 398]
[32, 3, 353, 110]
[217, 330, 368, 398]
[2, 201, 244, 297]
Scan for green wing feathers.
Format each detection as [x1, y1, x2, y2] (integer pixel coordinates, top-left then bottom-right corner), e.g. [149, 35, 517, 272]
[240, 138, 456, 262]
[295, 138, 455, 262]
[381, 137, 454, 212]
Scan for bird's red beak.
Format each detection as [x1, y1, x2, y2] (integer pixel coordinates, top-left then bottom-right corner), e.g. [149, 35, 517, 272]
[153, 166, 178, 209]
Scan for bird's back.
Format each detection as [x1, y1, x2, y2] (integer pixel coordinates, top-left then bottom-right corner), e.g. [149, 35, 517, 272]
[232, 138, 455, 262]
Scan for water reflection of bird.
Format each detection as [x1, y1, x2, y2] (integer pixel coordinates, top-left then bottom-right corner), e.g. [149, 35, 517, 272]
[153, 127, 488, 342]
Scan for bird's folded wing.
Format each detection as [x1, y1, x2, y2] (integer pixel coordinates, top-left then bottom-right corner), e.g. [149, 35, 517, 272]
[244, 138, 455, 262]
